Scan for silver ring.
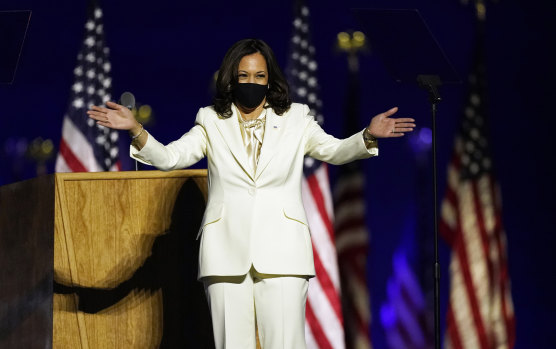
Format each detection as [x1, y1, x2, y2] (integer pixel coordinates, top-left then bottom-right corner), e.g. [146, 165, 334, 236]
[391, 128, 396, 133]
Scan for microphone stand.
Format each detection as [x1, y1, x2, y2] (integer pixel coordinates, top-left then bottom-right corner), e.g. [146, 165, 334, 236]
[417, 74, 442, 349]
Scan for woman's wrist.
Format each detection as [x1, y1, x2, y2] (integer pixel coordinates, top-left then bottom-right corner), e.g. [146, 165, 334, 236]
[363, 127, 377, 141]
[129, 122, 143, 138]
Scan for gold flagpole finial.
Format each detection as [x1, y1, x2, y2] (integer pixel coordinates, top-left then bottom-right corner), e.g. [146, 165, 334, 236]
[476, 0, 486, 21]
[336, 31, 367, 72]
[461, 0, 490, 21]
[336, 31, 366, 53]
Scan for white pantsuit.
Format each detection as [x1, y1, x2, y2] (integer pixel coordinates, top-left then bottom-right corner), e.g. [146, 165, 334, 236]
[204, 267, 309, 349]
[130, 103, 377, 347]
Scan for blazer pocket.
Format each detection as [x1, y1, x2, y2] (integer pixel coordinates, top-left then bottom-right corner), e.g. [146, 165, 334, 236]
[196, 203, 223, 240]
[283, 204, 308, 227]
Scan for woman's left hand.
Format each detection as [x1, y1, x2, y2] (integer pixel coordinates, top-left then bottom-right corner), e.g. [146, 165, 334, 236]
[367, 107, 415, 138]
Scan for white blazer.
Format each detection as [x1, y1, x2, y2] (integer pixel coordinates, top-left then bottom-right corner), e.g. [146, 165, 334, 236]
[131, 103, 377, 279]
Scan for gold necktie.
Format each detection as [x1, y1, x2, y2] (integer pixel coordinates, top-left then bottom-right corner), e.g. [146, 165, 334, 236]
[240, 115, 266, 175]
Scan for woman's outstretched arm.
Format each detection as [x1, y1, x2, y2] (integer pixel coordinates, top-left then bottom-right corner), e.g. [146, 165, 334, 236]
[87, 101, 148, 150]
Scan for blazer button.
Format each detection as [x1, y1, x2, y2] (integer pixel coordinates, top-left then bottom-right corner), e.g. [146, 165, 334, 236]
[248, 187, 256, 196]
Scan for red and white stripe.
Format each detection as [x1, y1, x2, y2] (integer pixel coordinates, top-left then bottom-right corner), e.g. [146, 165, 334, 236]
[56, 116, 119, 172]
[302, 163, 345, 349]
[440, 139, 516, 349]
[334, 170, 372, 349]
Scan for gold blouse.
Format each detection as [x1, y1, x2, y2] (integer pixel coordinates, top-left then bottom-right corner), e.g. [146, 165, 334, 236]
[236, 105, 267, 176]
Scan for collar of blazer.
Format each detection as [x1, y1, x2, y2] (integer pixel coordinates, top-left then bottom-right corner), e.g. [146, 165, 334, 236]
[213, 104, 287, 182]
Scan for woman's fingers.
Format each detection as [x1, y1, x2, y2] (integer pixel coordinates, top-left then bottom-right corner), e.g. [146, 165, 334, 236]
[394, 122, 416, 129]
[90, 101, 122, 114]
[106, 101, 123, 110]
[393, 119, 416, 135]
[90, 105, 109, 113]
[95, 121, 111, 127]
[87, 113, 105, 123]
[86, 110, 106, 119]
[394, 117, 415, 123]
[382, 107, 398, 117]
[87, 111, 114, 125]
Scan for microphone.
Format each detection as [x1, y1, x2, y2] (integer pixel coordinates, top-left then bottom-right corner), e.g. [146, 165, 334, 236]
[119, 91, 135, 110]
[119, 91, 139, 171]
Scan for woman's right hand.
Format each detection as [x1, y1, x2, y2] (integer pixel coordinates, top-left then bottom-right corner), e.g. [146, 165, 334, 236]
[87, 101, 140, 133]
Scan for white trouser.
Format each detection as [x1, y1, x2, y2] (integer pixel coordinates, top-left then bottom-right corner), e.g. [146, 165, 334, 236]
[203, 267, 309, 349]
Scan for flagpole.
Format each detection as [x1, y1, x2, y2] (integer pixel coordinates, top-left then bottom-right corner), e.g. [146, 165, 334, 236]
[335, 30, 373, 349]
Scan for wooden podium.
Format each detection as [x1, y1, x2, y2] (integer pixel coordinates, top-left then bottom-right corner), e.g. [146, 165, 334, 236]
[0, 170, 214, 348]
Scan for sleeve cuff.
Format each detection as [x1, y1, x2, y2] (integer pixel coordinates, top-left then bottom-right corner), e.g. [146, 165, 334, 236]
[129, 131, 156, 165]
[361, 129, 379, 155]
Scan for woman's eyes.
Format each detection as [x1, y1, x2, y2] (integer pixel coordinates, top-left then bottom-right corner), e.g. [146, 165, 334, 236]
[238, 74, 266, 79]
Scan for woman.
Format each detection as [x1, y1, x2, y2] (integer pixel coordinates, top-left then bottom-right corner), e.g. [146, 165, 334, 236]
[87, 38, 415, 349]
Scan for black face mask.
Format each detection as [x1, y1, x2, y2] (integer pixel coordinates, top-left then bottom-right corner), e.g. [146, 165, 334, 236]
[233, 83, 268, 109]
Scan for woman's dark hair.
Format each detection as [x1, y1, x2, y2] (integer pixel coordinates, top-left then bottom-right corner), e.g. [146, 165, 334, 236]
[213, 39, 292, 118]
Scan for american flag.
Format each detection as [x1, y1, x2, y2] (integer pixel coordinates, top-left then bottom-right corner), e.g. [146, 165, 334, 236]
[380, 249, 433, 349]
[285, 1, 345, 348]
[55, 0, 120, 172]
[333, 50, 372, 348]
[439, 21, 515, 349]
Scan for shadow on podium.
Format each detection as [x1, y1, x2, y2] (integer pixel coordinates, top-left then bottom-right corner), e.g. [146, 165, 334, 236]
[53, 179, 215, 348]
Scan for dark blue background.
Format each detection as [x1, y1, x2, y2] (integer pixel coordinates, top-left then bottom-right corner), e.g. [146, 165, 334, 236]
[1, 0, 554, 347]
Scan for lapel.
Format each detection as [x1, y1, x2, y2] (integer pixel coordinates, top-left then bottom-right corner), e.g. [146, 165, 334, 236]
[255, 108, 286, 181]
[214, 106, 254, 181]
